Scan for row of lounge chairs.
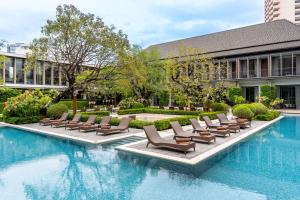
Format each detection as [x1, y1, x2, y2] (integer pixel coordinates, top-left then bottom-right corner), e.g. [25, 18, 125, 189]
[39, 113, 131, 135]
[144, 114, 251, 155]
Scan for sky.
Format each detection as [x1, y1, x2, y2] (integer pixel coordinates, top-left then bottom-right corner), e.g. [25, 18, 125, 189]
[0, 0, 264, 48]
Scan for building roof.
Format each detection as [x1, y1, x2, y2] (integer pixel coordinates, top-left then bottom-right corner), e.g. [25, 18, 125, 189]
[148, 20, 300, 59]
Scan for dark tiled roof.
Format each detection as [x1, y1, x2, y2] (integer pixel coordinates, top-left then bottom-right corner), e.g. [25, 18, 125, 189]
[148, 20, 300, 59]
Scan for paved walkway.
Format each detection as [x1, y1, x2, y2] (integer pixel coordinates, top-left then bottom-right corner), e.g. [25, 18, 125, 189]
[276, 109, 300, 114]
[14, 123, 144, 144]
[117, 113, 181, 121]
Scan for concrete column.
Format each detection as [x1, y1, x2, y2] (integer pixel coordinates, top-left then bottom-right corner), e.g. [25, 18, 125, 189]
[2, 59, 5, 84]
[296, 86, 300, 109]
[13, 57, 16, 84]
[59, 65, 62, 86]
[168, 93, 172, 107]
[237, 58, 240, 79]
[33, 62, 37, 85]
[42, 62, 45, 85]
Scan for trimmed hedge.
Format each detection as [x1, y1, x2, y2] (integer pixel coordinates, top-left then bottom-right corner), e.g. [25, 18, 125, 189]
[80, 111, 110, 117]
[59, 100, 89, 110]
[154, 116, 197, 131]
[254, 110, 280, 121]
[117, 108, 201, 116]
[211, 103, 228, 112]
[251, 103, 268, 115]
[47, 104, 69, 119]
[199, 111, 226, 120]
[232, 105, 254, 119]
[4, 116, 43, 125]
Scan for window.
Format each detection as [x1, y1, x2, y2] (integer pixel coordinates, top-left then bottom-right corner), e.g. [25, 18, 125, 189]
[45, 62, 51, 85]
[5, 57, 14, 83]
[271, 56, 281, 76]
[16, 58, 24, 84]
[220, 61, 228, 80]
[61, 64, 67, 85]
[259, 57, 269, 77]
[53, 64, 59, 85]
[282, 54, 293, 76]
[239, 59, 247, 78]
[36, 61, 43, 85]
[26, 64, 34, 84]
[229, 61, 237, 79]
[293, 53, 300, 75]
[248, 59, 257, 78]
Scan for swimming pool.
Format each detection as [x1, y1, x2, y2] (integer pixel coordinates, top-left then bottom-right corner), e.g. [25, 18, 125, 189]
[0, 116, 299, 200]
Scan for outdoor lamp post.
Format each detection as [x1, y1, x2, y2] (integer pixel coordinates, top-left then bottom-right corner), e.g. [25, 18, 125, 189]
[73, 90, 79, 114]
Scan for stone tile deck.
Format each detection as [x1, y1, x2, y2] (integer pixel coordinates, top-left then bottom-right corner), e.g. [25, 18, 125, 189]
[117, 117, 284, 165]
[117, 113, 181, 121]
[9, 123, 145, 145]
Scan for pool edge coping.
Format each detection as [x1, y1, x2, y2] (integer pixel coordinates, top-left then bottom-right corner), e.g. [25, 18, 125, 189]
[116, 116, 284, 165]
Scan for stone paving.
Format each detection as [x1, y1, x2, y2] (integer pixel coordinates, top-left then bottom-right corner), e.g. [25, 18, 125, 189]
[117, 120, 269, 160]
[117, 113, 181, 121]
[17, 123, 144, 144]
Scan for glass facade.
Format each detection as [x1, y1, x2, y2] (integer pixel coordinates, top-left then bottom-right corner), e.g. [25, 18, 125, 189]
[45, 62, 51, 85]
[53, 64, 59, 85]
[36, 61, 43, 85]
[26, 67, 34, 85]
[259, 57, 269, 77]
[5, 57, 14, 83]
[229, 61, 237, 79]
[248, 59, 257, 78]
[16, 58, 24, 84]
[239, 60, 248, 78]
[271, 56, 281, 76]
[282, 54, 293, 76]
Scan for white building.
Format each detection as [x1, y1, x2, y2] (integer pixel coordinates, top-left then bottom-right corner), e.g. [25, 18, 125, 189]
[265, 0, 300, 24]
[7, 43, 31, 55]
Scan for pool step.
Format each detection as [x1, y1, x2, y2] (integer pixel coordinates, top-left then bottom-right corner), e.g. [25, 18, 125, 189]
[109, 136, 144, 147]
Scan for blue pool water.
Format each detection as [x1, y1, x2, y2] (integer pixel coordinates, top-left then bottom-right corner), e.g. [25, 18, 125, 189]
[0, 116, 300, 200]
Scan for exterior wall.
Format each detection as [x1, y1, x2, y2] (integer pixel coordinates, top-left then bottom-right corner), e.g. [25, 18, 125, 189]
[265, 0, 296, 23]
[0, 53, 66, 89]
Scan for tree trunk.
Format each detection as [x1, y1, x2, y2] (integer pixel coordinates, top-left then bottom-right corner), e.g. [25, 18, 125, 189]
[52, 88, 73, 104]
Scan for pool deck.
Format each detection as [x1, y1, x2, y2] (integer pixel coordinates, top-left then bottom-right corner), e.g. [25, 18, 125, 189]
[0, 123, 145, 145]
[117, 116, 284, 165]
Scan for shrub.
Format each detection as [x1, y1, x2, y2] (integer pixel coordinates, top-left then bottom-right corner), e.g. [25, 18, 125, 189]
[117, 108, 201, 116]
[260, 85, 276, 106]
[254, 110, 280, 121]
[228, 87, 242, 102]
[232, 105, 254, 119]
[158, 91, 169, 106]
[234, 96, 245, 104]
[154, 116, 197, 131]
[0, 102, 4, 114]
[81, 111, 110, 116]
[119, 97, 143, 110]
[0, 88, 22, 102]
[251, 103, 268, 115]
[47, 104, 68, 119]
[4, 116, 43, 125]
[199, 111, 226, 120]
[131, 102, 144, 109]
[3, 90, 52, 119]
[59, 100, 88, 110]
[211, 103, 228, 112]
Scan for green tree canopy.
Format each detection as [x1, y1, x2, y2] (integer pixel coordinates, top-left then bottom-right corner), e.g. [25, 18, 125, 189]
[27, 4, 129, 102]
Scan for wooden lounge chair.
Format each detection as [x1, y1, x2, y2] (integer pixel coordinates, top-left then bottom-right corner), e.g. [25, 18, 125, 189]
[190, 118, 209, 133]
[202, 116, 231, 137]
[78, 115, 98, 132]
[96, 117, 130, 135]
[40, 112, 68, 126]
[51, 114, 81, 128]
[144, 125, 195, 155]
[66, 115, 96, 131]
[216, 113, 240, 133]
[170, 121, 216, 144]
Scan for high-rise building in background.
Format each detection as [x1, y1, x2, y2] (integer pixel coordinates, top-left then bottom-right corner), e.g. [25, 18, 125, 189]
[265, 0, 300, 24]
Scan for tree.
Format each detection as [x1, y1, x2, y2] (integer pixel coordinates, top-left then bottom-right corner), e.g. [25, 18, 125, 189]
[165, 46, 219, 109]
[0, 40, 6, 85]
[26, 4, 129, 103]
